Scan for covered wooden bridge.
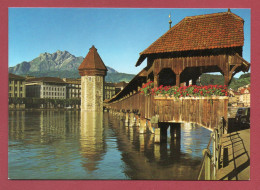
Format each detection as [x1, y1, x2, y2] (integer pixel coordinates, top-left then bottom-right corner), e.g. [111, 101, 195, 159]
[105, 10, 250, 142]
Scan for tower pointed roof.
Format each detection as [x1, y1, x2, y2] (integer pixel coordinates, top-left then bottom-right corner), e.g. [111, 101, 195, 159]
[78, 45, 107, 76]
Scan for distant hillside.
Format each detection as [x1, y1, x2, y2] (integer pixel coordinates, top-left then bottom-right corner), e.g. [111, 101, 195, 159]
[200, 73, 250, 90]
[9, 50, 135, 83]
[24, 70, 135, 83]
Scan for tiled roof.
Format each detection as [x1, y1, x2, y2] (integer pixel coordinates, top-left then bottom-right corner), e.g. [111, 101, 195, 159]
[26, 77, 65, 84]
[105, 82, 116, 87]
[115, 81, 128, 88]
[136, 11, 244, 66]
[9, 73, 25, 80]
[78, 45, 107, 71]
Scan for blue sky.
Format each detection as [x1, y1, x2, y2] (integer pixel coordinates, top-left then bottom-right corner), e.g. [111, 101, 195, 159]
[9, 8, 250, 76]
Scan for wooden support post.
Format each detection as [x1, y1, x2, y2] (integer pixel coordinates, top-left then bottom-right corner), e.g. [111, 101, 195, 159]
[171, 123, 181, 139]
[215, 129, 219, 171]
[176, 74, 180, 87]
[159, 123, 168, 143]
[203, 149, 212, 180]
[154, 74, 158, 88]
[213, 131, 216, 180]
[224, 74, 229, 87]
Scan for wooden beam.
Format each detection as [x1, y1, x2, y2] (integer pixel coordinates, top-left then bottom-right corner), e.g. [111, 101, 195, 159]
[146, 64, 154, 78]
[154, 74, 158, 88]
[176, 74, 180, 87]
[229, 64, 240, 81]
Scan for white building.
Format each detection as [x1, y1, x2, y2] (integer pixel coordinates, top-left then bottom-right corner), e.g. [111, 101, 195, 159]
[26, 77, 66, 99]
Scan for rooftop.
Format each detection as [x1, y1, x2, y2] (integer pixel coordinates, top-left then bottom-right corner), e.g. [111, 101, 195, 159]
[26, 77, 65, 84]
[78, 45, 107, 71]
[136, 11, 244, 66]
[9, 73, 25, 80]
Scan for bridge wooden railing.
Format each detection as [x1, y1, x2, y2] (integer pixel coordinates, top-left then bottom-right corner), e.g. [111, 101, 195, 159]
[106, 93, 228, 131]
[106, 92, 155, 119]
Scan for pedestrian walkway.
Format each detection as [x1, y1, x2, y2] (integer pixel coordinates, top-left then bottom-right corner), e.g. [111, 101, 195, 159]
[216, 128, 250, 180]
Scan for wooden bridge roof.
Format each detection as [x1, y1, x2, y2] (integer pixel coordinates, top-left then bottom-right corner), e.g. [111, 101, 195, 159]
[136, 11, 244, 66]
[108, 69, 147, 102]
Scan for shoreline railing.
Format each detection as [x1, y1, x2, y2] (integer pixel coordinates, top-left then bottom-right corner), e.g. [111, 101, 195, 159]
[197, 117, 224, 180]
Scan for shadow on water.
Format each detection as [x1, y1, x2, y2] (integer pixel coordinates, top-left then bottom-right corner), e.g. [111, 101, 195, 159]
[8, 110, 211, 180]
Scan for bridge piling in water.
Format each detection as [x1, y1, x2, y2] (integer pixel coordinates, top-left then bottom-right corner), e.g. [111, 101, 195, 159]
[139, 118, 147, 134]
[125, 112, 129, 126]
[129, 112, 136, 127]
[170, 123, 181, 139]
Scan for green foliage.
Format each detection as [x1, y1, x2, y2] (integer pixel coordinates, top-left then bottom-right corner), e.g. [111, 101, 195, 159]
[239, 73, 250, 79]
[105, 73, 135, 83]
[140, 83, 228, 98]
[200, 73, 250, 90]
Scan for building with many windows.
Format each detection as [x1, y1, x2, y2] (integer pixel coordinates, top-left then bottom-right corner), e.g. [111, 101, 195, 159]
[229, 85, 250, 107]
[62, 78, 81, 99]
[104, 82, 116, 100]
[9, 73, 26, 98]
[26, 77, 66, 99]
[115, 81, 128, 94]
[239, 86, 250, 107]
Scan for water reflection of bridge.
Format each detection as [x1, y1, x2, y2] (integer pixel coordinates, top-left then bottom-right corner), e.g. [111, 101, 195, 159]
[105, 112, 204, 180]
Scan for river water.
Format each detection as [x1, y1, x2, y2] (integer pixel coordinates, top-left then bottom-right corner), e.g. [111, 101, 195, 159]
[8, 110, 211, 180]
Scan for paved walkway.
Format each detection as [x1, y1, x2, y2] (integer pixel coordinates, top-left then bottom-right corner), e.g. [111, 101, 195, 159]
[216, 128, 250, 180]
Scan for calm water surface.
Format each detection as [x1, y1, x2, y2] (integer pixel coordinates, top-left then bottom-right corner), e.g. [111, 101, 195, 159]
[8, 110, 211, 180]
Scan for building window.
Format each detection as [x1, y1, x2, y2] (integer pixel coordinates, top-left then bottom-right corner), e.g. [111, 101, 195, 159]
[20, 87, 23, 91]
[88, 77, 91, 82]
[9, 86, 12, 90]
[15, 87, 17, 91]
[20, 93, 23, 97]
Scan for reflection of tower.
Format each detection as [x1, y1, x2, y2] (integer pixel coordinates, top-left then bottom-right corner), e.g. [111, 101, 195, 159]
[80, 111, 106, 172]
[78, 46, 107, 112]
